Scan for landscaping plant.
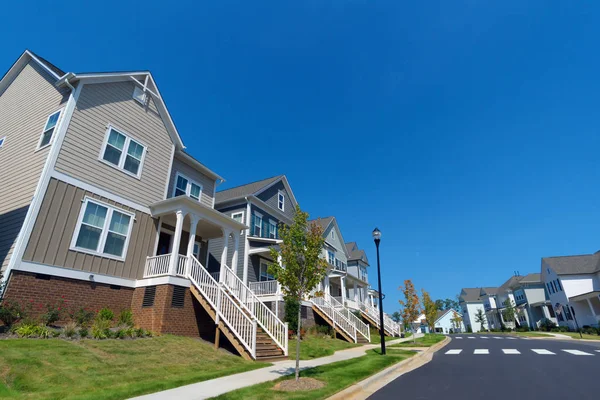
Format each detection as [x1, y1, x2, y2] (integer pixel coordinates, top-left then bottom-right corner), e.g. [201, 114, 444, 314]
[118, 309, 134, 327]
[0, 299, 25, 327]
[422, 289, 437, 334]
[399, 279, 421, 343]
[474, 308, 486, 331]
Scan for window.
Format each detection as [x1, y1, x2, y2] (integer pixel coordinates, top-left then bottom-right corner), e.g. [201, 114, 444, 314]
[269, 220, 277, 239]
[71, 198, 134, 260]
[556, 279, 562, 291]
[331, 230, 334, 239]
[171, 286, 186, 308]
[0, 136, 5, 148]
[133, 86, 147, 105]
[232, 212, 244, 224]
[259, 262, 275, 281]
[253, 213, 262, 236]
[328, 251, 335, 265]
[278, 191, 285, 211]
[172, 173, 203, 201]
[37, 110, 62, 149]
[142, 286, 156, 307]
[100, 126, 146, 178]
[552, 281, 558, 293]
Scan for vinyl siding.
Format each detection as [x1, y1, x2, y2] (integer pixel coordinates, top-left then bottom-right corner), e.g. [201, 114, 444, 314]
[55, 81, 173, 206]
[256, 181, 295, 219]
[0, 61, 69, 272]
[207, 204, 246, 275]
[22, 178, 158, 280]
[167, 156, 216, 208]
[323, 223, 348, 264]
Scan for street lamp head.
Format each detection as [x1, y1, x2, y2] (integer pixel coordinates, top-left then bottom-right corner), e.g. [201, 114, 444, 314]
[372, 227, 381, 242]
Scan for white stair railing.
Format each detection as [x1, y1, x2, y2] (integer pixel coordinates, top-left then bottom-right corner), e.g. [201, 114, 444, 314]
[329, 295, 370, 342]
[187, 256, 257, 358]
[312, 295, 357, 342]
[144, 254, 171, 277]
[221, 266, 288, 355]
[359, 301, 399, 336]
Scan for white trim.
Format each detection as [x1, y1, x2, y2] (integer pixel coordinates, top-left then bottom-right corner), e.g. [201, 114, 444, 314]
[172, 172, 203, 202]
[3, 81, 82, 286]
[98, 124, 148, 180]
[135, 275, 190, 288]
[232, 211, 244, 224]
[163, 144, 176, 200]
[69, 197, 136, 261]
[35, 108, 64, 151]
[26, 51, 62, 80]
[0, 136, 5, 148]
[50, 170, 151, 213]
[248, 196, 292, 224]
[242, 201, 251, 285]
[277, 190, 285, 212]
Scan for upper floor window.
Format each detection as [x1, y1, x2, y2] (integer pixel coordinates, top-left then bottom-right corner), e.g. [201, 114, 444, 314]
[133, 86, 147, 105]
[259, 261, 275, 281]
[232, 212, 244, 224]
[0, 136, 5, 149]
[556, 279, 562, 291]
[100, 126, 146, 178]
[269, 220, 277, 239]
[70, 197, 134, 260]
[37, 110, 62, 150]
[253, 212, 263, 236]
[328, 251, 335, 265]
[331, 230, 334, 239]
[278, 191, 285, 211]
[173, 173, 202, 201]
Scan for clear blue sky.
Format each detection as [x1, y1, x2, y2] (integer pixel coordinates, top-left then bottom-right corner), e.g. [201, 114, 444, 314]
[3, 1, 600, 313]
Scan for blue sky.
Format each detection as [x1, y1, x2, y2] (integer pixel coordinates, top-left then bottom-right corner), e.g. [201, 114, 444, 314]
[3, 1, 600, 312]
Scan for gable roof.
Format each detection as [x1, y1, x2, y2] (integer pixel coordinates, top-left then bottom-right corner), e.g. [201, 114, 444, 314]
[542, 253, 600, 275]
[216, 176, 282, 203]
[311, 216, 334, 232]
[498, 276, 524, 293]
[459, 288, 484, 303]
[480, 287, 498, 296]
[435, 308, 460, 323]
[345, 242, 370, 265]
[309, 216, 350, 258]
[519, 272, 541, 284]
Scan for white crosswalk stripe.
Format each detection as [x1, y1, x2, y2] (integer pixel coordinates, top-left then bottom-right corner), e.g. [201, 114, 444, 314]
[467, 337, 475, 339]
[502, 349, 520, 354]
[505, 337, 517, 340]
[596, 350, 600, 353]
[493, 336, 503, 339]
[481, 337, 489, 339]
[455, 337, 463, 339]
[445, 349, 462, 354]
[532, 349, 555, 355]
[562, 350, 594, 356]
[474, 349, 489, 354]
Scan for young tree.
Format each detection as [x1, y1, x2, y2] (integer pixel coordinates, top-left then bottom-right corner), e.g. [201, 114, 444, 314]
[399, 280, 421, 343]
[501, 299, 517, 329]
[474, 308, 486, 331]
[450, 310, 463, 332]
[422, 289, 437, 335]
[268, 206, 328, 381]
[391, 311, 402, 323]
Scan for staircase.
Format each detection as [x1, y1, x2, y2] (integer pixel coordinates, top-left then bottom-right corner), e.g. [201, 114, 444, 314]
[186, 256, 288, 361]
[312, 294, 358, 343]
[328, 294, 371, 343]
[359, 301, 401, 337]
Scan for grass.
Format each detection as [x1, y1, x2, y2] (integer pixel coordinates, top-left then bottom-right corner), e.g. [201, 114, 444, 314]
[0, 335, 269, 400]
[368, 329, 398, 344]
[214, 348, 416, 400]
[554, 331, 600, 340]
[390, 334, 446, 347]
[288, 335, 359, 360]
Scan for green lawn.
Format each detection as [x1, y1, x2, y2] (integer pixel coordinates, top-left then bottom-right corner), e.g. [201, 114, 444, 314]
[0, 336, 269, 400]
[555, 332, 600, 340]
[214, 348, 416, 400]
[390, 334, 446, 347]
[368, 329, 397, 344]
[288, 336, 359, 360]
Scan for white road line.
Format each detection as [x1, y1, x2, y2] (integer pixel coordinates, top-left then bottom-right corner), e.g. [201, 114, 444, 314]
[455, 337, 463, 339]
[596, 350, 600, 353]
[562, 350, 594, 356]
[467, 336, 476, 339]
[481, 337, 489, 339]
[506, 337, 517, 340]
[474, 349, 489, 354]
[502, 349, 520, 354]
[493, 336, 503, 339]
[445, 349, 462, 355]
[531, 349, 555, 355]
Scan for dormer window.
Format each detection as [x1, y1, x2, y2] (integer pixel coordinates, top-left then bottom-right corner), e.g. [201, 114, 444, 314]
[37, 109, 62, 150]
[133, 86, 147, 105]
[100, 126, 146, 178]
[173, 173, 202, 201]
[278, 191, 285, 211]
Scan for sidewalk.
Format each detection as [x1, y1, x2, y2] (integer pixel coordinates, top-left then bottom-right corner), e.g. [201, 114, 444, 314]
[130, 333, 424, 400]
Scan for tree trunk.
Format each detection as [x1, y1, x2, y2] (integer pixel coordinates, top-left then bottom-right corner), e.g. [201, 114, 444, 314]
[413, 327, 416, 343]
[295, 301, 302, 381]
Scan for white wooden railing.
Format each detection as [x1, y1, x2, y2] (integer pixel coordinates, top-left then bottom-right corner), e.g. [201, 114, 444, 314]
[187, 256, 257, 358]
[359, 301, 400, 336]
[144, 254, 171, 277]
[328, 294, 370, 342]
[312, 295, 357, 342]
[176, 255, 189, 277]
[345, 298, 359, 311]
[221, 266, 288, 355]
[210, 271, 221, 282]
[249, 280, 279, 296]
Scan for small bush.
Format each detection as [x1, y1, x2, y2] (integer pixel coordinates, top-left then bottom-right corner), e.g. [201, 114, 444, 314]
[539, 318, 557, 332]
[118, 309, 134, 327]
[69, 307, 95, 327]
[40, 298, 65, 326]
[135, 327, 145, 338]
[79, 328, 89, 338]
[15, 323, 52, 338]
[63, 322, 77, 338]
[52, 329, 61, 338]
[97, 308, 114, 322]
[0, 300, 25, 327]
[91, 318, 112, 339]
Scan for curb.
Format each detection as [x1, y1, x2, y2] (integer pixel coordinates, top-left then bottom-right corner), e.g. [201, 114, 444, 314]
[327, 336, 451, 400]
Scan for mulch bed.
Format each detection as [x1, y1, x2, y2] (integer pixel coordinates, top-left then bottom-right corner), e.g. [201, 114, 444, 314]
[273, 377, 325, 392]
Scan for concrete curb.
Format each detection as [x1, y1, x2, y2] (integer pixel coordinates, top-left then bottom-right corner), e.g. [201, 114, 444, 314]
[327, 336, 451, 400]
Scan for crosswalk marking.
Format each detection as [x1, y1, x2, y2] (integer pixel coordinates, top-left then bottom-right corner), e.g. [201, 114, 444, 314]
[493, 337, 503, 339]
[562, 350, 594, 356]
[474, 349, 489, 354]
[467, 337, 475, 339]
[502, 349, 520, 354]
[455, 337, 463, 339]
[532, 349, 555, 355]
[506, 337, 517, 340]
[481, 337, 489, 339]
[445, 349, 462, 355]
[596, 350, 600, 353]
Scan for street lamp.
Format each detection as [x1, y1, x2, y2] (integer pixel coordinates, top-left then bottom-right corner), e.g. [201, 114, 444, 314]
[372, 227, 385, 355]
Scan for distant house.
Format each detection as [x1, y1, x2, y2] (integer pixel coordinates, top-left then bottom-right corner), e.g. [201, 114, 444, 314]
[434, 309, 464, 333]
[458, 288, 486, 332]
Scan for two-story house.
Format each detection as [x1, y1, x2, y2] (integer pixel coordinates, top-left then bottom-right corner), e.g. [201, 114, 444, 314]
[481, 287, 501, 330]
[0, 50, 287, 361]
[510, 273, 557, 329]
[458, 287, 486, 332]
[541, 253, 600, 330]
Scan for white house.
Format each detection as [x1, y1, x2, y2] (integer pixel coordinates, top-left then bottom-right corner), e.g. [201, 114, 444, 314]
[459, 288, 486, 332]
[434, 309, 465, 333]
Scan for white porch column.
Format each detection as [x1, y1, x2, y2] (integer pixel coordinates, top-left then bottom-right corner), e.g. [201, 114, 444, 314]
[219, 229, 231, 282]
[340, 276, 346, 304]
[587, 298, 597, 316]
[186, 215, 200, 258]
[168, 210, 185, 276]
[324, 275, 330, 296]
[369, 293, 374, 307]
[231, 230, 240, 277]
[354, 281, 358, 303]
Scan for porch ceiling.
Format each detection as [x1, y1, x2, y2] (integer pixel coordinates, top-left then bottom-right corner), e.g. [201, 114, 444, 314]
[161, 213, 224, 240]
[570, 290, 600, 302]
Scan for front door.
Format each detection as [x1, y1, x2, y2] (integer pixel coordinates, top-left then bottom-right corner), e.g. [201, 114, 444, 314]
[157, 231, 172, 255]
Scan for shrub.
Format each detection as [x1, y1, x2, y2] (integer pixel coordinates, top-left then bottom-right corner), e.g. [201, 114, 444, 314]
[516, 326, 529, 332]
[118, 309, 134, 327]
[135, 327, 145, 338]
[466, 325, 473, 333]
[0, 300, 25, 327]
[15, 322, 52, 338]
[539, 318, 557, 332]
[40, 299, 64, 326]
[79, 328, 89, 338]
[284, 297, 300, 333]
[69, 307, 95, 327]
[91, 318, 112, 339]
[97, 308, 114, 322]
[63, 322, 77, 338]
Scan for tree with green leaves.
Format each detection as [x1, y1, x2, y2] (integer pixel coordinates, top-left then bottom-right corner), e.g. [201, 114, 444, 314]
[422, 289, 437, 334]
[268, 205, 328, 381]
[501, 299, 517, 329]
[474, 308, 486, 331]
[450, 310, 463, 332]
[399, 280, 421, 343]
[391, 311, 401, 323]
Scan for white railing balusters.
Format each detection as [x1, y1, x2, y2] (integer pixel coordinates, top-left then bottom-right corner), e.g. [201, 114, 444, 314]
[359, 300, 400, 336]
[312, 294, 357, 342]
[329, 295, 370, 342]
[249, 280, 278, 296]
[144, 254, 172, 277]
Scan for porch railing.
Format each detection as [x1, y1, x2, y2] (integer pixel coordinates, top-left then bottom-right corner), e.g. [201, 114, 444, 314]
[176, 255, 189, 277]
[312, 295, 357, 342]
[328, 294, 370, 342]
[249, 280, 279, 296]
[144, 254, 171, 277]
[359, 300, 400, 336]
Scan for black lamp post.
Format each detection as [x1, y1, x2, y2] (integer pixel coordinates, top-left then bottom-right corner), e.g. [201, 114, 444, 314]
[372, 227, 385, 355]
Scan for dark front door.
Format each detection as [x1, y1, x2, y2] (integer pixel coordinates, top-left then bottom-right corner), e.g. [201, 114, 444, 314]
[157, 231, 172, 255]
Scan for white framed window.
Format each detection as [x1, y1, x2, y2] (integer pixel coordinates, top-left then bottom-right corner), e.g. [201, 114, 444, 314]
[70, 197, 135, 260]
[278, 191, 285, 211]
[172, 173, 203, 201]
[0, 136, 5, 148]
[37, 109, 63, 150]
[99, 126, 147, 178]
[232, 212, 244, 224]
[328, 251, 335, 265]
[269, 220, 277, 239]
[259, 261, 275, 281]
[133, 86, 147, 105]
[253, 212, 263, 236]
[331, 230, 334, 239]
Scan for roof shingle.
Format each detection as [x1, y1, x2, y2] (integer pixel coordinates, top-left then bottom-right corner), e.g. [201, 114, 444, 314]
[542, 253, 600, 275]
[215, 175, 282, 204]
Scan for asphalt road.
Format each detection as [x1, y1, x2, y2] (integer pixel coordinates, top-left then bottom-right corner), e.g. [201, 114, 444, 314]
[370, 334, 600, 400]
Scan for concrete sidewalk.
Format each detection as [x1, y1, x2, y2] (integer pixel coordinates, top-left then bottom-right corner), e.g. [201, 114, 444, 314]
[130, 333, 423, 400]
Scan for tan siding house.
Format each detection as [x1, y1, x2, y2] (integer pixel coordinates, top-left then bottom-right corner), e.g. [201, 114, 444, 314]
[167, 155, 216, 208]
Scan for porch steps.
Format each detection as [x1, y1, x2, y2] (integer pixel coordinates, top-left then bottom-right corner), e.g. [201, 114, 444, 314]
[360, 311, 395, 337]
[311, 304, 356, 343]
